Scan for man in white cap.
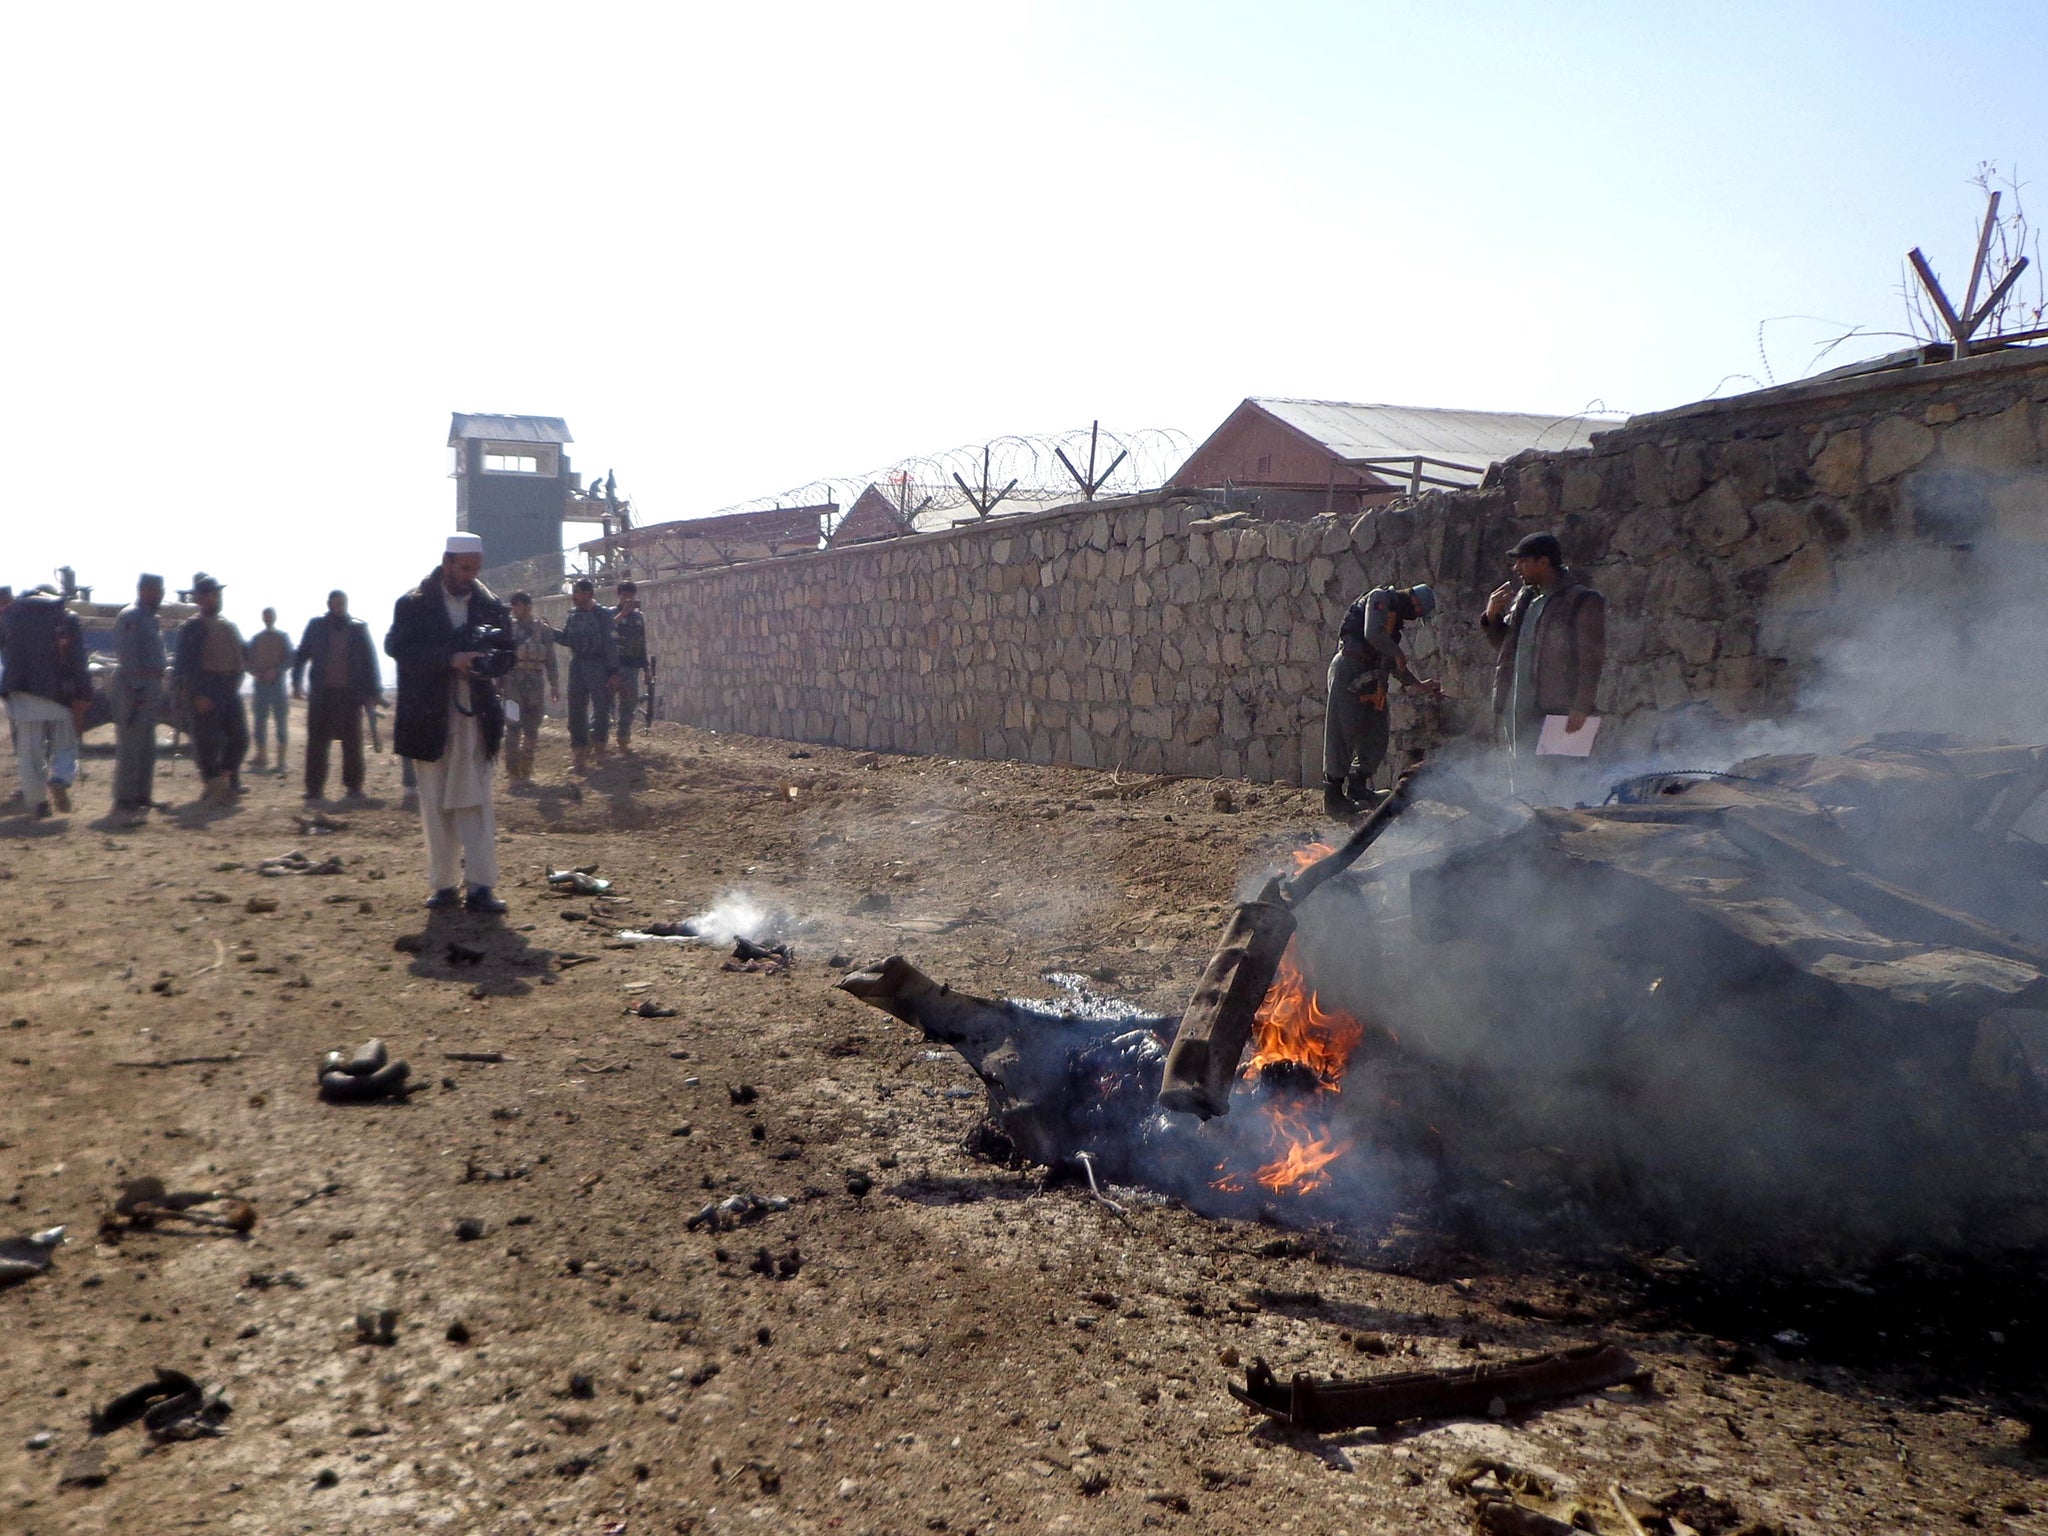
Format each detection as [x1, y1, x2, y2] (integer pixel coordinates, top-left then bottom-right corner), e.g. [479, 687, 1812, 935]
[385, 534, 519, 912]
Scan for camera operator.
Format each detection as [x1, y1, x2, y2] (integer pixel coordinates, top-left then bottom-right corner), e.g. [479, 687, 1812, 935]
[385, 534, 518, 914]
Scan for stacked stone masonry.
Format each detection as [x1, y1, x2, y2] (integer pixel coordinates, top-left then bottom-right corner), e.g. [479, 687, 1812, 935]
[632, 348, 2048, 783]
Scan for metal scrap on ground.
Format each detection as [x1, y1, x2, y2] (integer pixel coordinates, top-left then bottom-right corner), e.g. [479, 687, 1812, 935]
[1230, 1341, 1650, 1433]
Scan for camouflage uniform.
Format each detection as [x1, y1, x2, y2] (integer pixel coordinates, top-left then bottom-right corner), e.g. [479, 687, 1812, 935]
[614, 607, 648, 750]
[503, 615, 558, 782]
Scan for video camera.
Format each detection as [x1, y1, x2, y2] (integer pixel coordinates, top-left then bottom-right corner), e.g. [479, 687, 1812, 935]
[454, 624, 518, 681]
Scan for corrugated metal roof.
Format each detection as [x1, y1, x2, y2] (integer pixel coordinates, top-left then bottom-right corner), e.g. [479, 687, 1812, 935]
[1250, 398, 1612, 483]
[448, 413, 574, 446]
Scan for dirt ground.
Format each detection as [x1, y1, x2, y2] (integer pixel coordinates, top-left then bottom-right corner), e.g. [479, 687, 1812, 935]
[4, 711, 2047, 1535]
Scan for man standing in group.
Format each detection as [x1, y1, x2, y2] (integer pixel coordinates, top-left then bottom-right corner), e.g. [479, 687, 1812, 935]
[553, 577, 619, 774]
[174, 573, 250, 805]
[1, 584, 91, 819]
[109, 573, 169, 824]
[387, 534, 518, 913]
[1481, 532, 1606, 787]
[1322, 583, 1442, 819]
[612, 580, 649, 753]
[293, 590, 382, 805]
[245, 606, 293, 774]
[502, 590, 559, 787]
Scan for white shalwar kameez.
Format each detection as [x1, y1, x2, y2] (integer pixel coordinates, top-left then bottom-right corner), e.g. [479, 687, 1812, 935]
[418, 588, 499, 892]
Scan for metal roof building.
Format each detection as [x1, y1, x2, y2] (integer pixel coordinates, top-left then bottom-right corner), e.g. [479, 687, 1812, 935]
[1175, 397, 1618, 519]
[448, 413, 574, 446]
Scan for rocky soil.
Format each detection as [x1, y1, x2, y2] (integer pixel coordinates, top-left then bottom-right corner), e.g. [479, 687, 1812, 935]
[3, 718, 2046, 1534]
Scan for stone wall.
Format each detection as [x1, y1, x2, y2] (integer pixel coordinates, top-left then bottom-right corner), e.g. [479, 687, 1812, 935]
[628, 347, 2048, 781]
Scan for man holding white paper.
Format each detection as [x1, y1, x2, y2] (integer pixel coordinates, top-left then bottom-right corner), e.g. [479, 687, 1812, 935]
[1480, 532, 1606, 774]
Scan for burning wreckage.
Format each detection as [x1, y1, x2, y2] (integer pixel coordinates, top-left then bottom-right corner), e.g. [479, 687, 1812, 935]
[840, 736, 2048, 1259]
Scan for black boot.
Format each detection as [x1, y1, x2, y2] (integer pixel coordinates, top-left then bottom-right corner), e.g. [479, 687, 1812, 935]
[425, 887, 460, 910]
[464, 886, 508, 915]
[1345, 776, 1384, 812]
[1322, 779, 1354, 820]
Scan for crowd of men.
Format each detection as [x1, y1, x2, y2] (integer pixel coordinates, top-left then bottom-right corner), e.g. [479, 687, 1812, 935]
[6, 521, 1596, 912]
[0, 548, 653, 916]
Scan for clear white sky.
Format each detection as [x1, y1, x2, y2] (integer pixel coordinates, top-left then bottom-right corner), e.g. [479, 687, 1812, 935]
[3, 1, 2041, 631]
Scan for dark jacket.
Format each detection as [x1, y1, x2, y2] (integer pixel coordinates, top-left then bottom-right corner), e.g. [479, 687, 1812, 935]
[0, 594, 91, 704]
[293, 614, 383, 702]
[384, 571, 515, 762]
[553, 604, 620, 679]
[173, 615, 246, 693]
[1481, 570, 1606, 719]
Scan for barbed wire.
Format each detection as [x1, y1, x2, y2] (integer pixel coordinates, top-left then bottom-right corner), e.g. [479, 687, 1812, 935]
[710, 424, 1196, 534]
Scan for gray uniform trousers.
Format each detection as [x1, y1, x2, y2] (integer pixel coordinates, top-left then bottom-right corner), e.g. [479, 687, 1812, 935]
[112, 675, 165, 809]
[1322, 650, 1390, 792]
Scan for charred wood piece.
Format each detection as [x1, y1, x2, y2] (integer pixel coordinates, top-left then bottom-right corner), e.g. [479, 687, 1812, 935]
[837, 955, 1172, 1176]
[1160, 769, 1426, 1120]
[92, 1367, 230, 1440]
[1230, 1341, 1649, 1432]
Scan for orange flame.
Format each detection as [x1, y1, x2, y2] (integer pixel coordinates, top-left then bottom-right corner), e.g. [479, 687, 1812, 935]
[1253, 1105, 1352, 1194]
[1217, 854, 1379, 1195]
[1243, 946, 1363, 1086]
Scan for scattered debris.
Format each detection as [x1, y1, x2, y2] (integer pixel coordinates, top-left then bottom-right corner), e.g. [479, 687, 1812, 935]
[104, 1177, 256, 1236]
[628, 999, 678, 1018]
[1072, 1151, 1131, 1224]
[446, 1320, 471, 1344]
[318, 1039, 412, 1102]
[294, 811, 349, 834]
[355, 1308, 400, 1346]
[1451, 1461, 1768, 1536]
[0, 1225, 66, 1284]
[454, 1218, 486, 1241]
[91, 1367, 232, 1441]
[748, 1244, 802, 1279]
[729, 1083, 759, 1105]
[724, 936, 793, 973]
[443, 1050, 506, 1063]
[258, 849, 345, 876]
[1231, 1342, 1650, 1433]
[57, 1441, 109, 1488]
[548, 868, 611, 896]
[243, 896, 279, 914]
[685, 1193, 791, 1232]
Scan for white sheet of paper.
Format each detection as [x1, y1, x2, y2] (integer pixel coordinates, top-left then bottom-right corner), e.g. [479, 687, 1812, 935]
[1536, 714, 1598, 757]
[503, 699, 520, 724]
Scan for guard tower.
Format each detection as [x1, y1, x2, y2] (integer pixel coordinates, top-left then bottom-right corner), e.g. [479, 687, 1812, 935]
[448, 413, 577, 566]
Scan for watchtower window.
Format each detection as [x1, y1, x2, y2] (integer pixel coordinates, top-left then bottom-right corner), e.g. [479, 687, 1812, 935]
[484, 452, 540, 474]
